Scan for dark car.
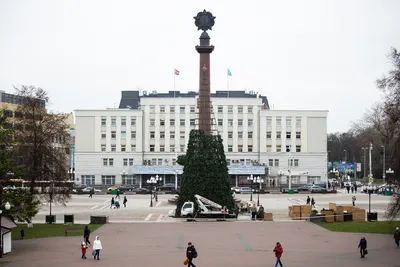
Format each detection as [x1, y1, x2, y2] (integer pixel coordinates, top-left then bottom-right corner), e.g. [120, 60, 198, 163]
[132, 187, 151, 194]
[157, 184, 177, 194]
[118, 185, 136, 193]
[72, 185, 86, 194]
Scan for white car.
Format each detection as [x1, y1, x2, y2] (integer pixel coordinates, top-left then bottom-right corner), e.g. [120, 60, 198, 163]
[239, 187, 252, 194]
[82, 187, 101, 193]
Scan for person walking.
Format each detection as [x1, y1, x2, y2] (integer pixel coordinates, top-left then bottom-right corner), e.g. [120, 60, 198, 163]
[311, 197, 315, 208]
[358, 237, 367, 258]
[354, 184, 358, 193]
[116, 189, 120, 200]
[110, 197, 115, 209]
[83, 225, 91, 246]
[89, 188, 94, 198]
[306, 196, 310, 205]
[352, 196, 356, 206]
[123, 196, 128, 208]
[394, 227, 400, 248]
[273, 242, 283, 267]
[92, 236, 103, 260]
[186, 242, 198, 267]
[81, 242, 88, 259]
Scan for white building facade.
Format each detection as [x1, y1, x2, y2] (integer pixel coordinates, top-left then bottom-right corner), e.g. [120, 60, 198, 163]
[74, 90, 328, 188]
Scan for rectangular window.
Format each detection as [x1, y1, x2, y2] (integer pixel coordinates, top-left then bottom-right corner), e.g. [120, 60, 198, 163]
[248, 119, 253, 127]
[101, 175, 116, 185]
[228, 132, 233, 138]
[228, 145, 233, 152]
[238, 145, 243, 152]
[150, 145, 155, 152]
[190, 119, 195, 126]
[170, 106, 175, 113]
[111, 131, 116, 139]
[180, 145, 185, 152]
[266, 117, 272, 126]
[238, 106, 243, 113]
[111, 118, 116, 126]
[131, 118, 136, 126]
[180, 106, 185, 113]
[121, 118, 126, 126]
[294, 159, 299, 167]
[170, 131, 175, 139]
[218, 106, 223, 113]
[266, 132, 271, 139]
[190, 106, 195, 113]
[129, 158, 134, 166]
[266, 145, 272, 152]
[228, 105, 233, 113]
[276, 118, 281, 127]
[160, 106, 165, 113]
[286, 145, 291, 152]
[274, 159, 279, 167]
[101, 118, 106, 126]
[248, 106, 253, 113]
[150, 105, 155, 113]
[111, 145, 116, 152]
[276, 132, 281, 139]
[269, 159, 273, 167]
[101, 145, 106, 151]
[296, 132, 301, 139]
[81, 175, 95, 185]
[121, 131, 126, 138]
[170, 145, 175, 152]
[160, 119, 165, 126]
[121, 145, 126, 152]
[109, 158, 114, 166]
[122, 175, 135, 185]
[296, 145, 301, 152]
[286, 118, 291, 127]
[150, 132, 155, 138]
[131, 131, 136, 139]
[248, 132, 253, 139]
[218, 119, 223, 126]
[160, 132, 165, 139]
[180, 119, 185, 126]
[170, 119, 175, 126]
[228, 119, 233, 127]
[123, 158, 128, 166]
[180, 131, 185, 139]
[103, 158, 108, 166]
[286, 132, 291, 139]
[172, 158, 177, 165]
[160, 145, 165, 152]
[238, 131, 243, 138]
[238, 119, 243, 126]
[296, 117, 301, 127]
[276, 145, 281, 152]
[157, 159, 162, 165]
[131, 144, 136, 151]
[150, 119, 155, 126]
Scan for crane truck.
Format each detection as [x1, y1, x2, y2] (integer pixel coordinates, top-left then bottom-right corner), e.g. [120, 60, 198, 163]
[181, 194, 237, 221]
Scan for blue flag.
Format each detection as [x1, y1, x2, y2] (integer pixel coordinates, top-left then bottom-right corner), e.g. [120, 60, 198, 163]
[227, 68, 232, 76]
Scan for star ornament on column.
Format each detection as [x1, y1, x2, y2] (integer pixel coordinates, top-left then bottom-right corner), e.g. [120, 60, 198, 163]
[194, 10, 216, 32]
[202, 64, 208, 71]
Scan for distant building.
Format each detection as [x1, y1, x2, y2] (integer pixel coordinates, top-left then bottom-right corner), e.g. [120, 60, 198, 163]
[74, 90, 328, 187]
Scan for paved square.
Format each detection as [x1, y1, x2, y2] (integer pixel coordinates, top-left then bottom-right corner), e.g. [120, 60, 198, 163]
[6, 221, 397, 267]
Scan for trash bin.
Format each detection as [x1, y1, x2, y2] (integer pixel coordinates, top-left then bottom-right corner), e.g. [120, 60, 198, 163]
[45, 215, 56, 224]
[111, 189, 118, 195]
[288, 189, 294, 194]
[367, 212, 378, 221]
[64, 214, 74, 224]
[385, 191, 393, 196]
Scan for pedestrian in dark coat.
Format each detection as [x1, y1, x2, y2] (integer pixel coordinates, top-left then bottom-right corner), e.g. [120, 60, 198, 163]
[123, 196, 127, 208]
[83, 225, 91, 245]
[358, 237, 367, 258]
[306, 196, 310, 205]
[186, 242, 197, 267]
[394, 227, 400, 248]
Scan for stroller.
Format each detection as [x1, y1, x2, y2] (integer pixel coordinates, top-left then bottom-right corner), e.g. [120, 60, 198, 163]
[114, 200, 120, 209]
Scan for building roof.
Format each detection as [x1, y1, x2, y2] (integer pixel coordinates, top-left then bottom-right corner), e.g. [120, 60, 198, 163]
[131, 165, 266, 175]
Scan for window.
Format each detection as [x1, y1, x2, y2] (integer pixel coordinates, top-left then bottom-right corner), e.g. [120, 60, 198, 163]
[123, 158, 128, 166]
[296, 117, 301, 127]
[294, 159, 299, 167]
[238, 106, 243, 113]
[248, 132, 253, 139]
[238, 145, 243, 152]
[81, 175, 95, 185]
[150, 119, 155, 126]
[111, 131, 116, 138]
[218, 106, 223, 113]
[170, 145, 175, 152]
[274, 159, 279, 167]
[121, 145, 126, 152]
[228, 132, 233, 138]
[180, 145, 185, 152]
[286, 145, 291, 152]
[160, 145, 165, 152]
[172, 158, 177, 165]
[218, 119, 223, 126]
[122, 175, 135, 185]
[248, 119, 253, 127]
[190, 119, 195, 126]
[276, 118, 281, 127]
[170, 119, 175, 126]
[296, 145, 301, 152]
[101, 118, 106, 126]
[111, 118, 116, 126]
[238, 119, 243, 126]
[248, 106, 253, 113]
[238, 131, 243, 138]
[266, 145, 272, 152]
[266, 132, 271, 139]
[170, 131, 175, 139]
[266, 117, 272, 126]
[276, 145, 281, 152]
[180, 131, 185, 139]
[296, 132, 301, 139]
[170, 106, 175, 113]
[150, 145, 155, 152]
[286, 118, 291, 127]
[150, 132, 155, 138]
[180, 106, 185, 113]
[190, 106, 195, 113]
[228, 145, 233, 152]
[276, 132, 281, 139]
[289, 159, 294, 167]
[150, 105, 155, 113]
[160, 106, 165, 113]
[109, 158, 114, 166]
[121, 118, 126, 126]
[131, 131, 136, 139]
[131, 118, 136, 126]
[129, 158, 134, 166]
[160, 132, 165, 139]
[121, 131, 126, 138]
[101, 145, 106, 152]
[180, 119, 185, 126]
[228, 119, 233, 127]
[151, 159, 157, 165]
[101, 175, 116, 185]
[111, 145, 116, 152]
[269, 159, 273, 167]
[228, 105, 233, 113]
[131, 144, 136, 151]
[160, 119, 165, 126]
[158, 159, 162, 165]
[286, 132, 291, 139]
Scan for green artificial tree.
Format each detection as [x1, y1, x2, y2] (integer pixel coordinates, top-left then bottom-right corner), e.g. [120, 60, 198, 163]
[176, 129, 234, 216]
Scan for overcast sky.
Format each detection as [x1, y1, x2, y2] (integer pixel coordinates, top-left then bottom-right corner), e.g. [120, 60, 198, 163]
[1, 0, 399, 133]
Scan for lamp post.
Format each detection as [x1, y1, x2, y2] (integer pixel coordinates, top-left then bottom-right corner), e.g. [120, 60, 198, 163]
[369, 142, 373, 178]
[386, 168, 394, 181]
[146, 177, 157, 207]
[381, 145, 386, 183]
[362, 147, 367, 178]
[253, 176, 264, 206]
[0, 202, 11, 258]
[247, 174, 254, 201]
[174, 170, 178, 191]
[367, 184, 373, 217]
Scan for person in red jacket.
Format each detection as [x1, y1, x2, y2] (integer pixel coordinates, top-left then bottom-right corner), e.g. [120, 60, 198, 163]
[273, 242, 283, 267]
[81, 242, 88, 259]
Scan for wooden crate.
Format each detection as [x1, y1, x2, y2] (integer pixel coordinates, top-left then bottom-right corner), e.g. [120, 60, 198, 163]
[301, 205, 312, 214]
[321, 210, 334, 223]
[336, 206, 344, 214]
[292, 205, 301, 213]
[291, 212, 301, 220]
[341, 206, 354, 212]
[334, 213, 344, 222]
[328, 203, 337, 211]
[288, 206, 293, 217]
[301, 212, 311, 220]
[352, 209, 366, 222]
[264, 213, 273, 221]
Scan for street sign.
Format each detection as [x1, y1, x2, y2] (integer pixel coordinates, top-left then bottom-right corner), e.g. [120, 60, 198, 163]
[368, 177, 374, 183]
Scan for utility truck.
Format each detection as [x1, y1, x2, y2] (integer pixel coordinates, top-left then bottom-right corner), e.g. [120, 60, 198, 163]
[181, 194, 237, 221]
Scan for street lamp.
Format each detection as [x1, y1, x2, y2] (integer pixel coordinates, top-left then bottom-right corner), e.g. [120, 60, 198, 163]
[386, 168, 394, 181]
[382, 145, 386, 183]
[146, 177, 157, 207]
[151, 175, 162, 202]
[147, 175, 162, 206]
[68, 168, 75, 181]
[174, 170, 178, 191]
[0, 202, 11, 258]
[253, 176, 264, 206]
[247, 174, 255, 201]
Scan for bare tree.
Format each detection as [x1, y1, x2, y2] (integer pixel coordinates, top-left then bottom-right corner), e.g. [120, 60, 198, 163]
[13, 85, 71, 205]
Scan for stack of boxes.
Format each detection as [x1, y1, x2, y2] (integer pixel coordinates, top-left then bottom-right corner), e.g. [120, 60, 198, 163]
[288, 205, 312, 220]
[328, 203, 366, 222]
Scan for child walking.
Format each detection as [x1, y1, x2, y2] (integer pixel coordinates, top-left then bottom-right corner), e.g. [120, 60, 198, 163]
[81, 242, 88, 259]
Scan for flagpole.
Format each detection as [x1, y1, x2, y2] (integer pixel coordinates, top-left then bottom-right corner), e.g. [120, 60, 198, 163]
[227, 73, 229, 98]
[174, 72, 176, 98]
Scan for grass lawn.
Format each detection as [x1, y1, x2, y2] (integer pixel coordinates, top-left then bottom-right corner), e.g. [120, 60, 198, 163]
[11, 224, 103, 240]
[315, 221, 399, 234]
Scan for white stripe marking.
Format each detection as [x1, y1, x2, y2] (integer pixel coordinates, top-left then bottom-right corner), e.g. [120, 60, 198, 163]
[155, 201, 162, 207]
[103, 199, 109, 204]
[101, 205, 109, 210]
[90, 206, 98, 210]
[145, 214, 153, 221]
[156, 215, 163, 222]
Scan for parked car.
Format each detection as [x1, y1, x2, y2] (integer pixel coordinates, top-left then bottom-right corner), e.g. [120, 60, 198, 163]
[107, 186, 118, 192]
[308, 185, 327, 193]
[82, 187, 101, 194]
[239, 187, 252, 194]
[72, 185, 87, 194]
[231, 187, 241, 193]
[118, 185, 136, 193]
[157, 184, 177, 193]
[297, 184, 313, 192]
[132, 187, 152, 194]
